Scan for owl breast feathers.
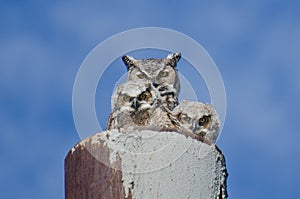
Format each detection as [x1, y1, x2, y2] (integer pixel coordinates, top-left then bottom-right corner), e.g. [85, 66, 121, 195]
[106, 80, 178, 132]
[122, 53, 181, 111]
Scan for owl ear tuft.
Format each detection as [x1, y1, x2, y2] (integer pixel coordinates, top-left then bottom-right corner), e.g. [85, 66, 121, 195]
[166, 53, 181, 68]
[122, 55, 136, 71]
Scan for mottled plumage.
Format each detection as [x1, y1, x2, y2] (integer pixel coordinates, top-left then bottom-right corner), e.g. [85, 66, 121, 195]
[107, 80, 178, 132]
[122, 53, 181, 110]
[172, 100, 220, 145]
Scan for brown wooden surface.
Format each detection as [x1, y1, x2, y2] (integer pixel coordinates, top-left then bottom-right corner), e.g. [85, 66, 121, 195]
[65, 138, 131, 199]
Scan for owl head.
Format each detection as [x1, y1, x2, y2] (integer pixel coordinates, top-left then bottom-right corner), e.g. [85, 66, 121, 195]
[112, 80, 160, 113]
[172, 100, 220, 144]
[122, 53, 181, 96]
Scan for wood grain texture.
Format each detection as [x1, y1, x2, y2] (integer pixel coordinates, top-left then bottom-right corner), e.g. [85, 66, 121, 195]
[65, 137, 132, 199]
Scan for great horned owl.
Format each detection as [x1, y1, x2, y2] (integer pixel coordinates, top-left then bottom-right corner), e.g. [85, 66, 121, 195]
[122, 53, 181, 111]
[106, 80, 178, 132]
[172, 100, 220, 145]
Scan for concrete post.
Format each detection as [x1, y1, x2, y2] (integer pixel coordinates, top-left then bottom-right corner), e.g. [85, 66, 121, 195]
[65, 130, 228, 199]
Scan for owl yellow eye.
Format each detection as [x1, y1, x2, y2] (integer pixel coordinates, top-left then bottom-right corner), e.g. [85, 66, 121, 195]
[123, 95, 131, 101]
[199, 116, 210, 126]
[138, 73, 146, 79]
[159, 71, 168, 77]
[138, 93, 147, 100]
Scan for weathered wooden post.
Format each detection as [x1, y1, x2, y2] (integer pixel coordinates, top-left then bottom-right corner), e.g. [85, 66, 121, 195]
[65, 129, 228, 198]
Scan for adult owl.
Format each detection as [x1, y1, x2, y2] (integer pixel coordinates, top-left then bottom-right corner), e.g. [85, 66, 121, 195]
[172, 100, 220, 145]
[106, 80, 178, 132]
[122, 53, 181, 111]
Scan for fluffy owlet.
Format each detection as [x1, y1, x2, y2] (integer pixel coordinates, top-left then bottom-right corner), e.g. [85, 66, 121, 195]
[122, 53, 181, 111]
[106, 80, 179, 132]
[172, 100, 220, 145]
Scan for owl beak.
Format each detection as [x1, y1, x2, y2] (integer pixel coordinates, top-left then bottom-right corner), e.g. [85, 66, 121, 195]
[131, 98, 140, 111]
[192, 122, 197, 133]
[153, 82, 159, 88]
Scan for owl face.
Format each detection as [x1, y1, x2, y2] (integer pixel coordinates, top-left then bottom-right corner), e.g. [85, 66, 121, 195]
[122, 53, 181, 95]
[179, 113, 212, 136]
[173, 100, 220, 143]
[112, 80, 159, 113]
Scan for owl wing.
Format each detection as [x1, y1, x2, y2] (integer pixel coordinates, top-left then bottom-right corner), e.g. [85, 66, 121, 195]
[106, 110, 118, 130]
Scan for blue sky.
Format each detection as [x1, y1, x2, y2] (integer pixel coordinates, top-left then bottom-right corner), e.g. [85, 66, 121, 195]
[1, 0, 299, 198]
